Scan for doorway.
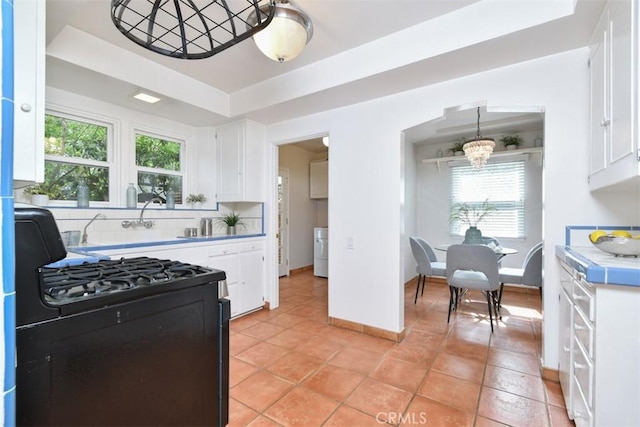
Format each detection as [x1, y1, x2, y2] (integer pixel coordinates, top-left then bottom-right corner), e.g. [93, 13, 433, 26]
[276, 138, 328, 277]
[278, 168, 289, 277]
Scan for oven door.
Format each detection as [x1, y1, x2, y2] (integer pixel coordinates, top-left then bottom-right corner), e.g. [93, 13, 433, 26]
[17, 281, 222, 426]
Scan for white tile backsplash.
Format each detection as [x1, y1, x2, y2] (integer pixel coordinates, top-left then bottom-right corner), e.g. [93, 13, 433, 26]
[49, 203, 264, 244]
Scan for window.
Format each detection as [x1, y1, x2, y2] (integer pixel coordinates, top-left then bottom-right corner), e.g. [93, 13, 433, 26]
[135, 132, 184, 204]
[450, 160, 525, 238]
[43, 112, 111, 201]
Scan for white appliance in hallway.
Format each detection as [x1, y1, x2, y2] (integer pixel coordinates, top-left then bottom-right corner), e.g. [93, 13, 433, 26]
[314, 227, 328, 277]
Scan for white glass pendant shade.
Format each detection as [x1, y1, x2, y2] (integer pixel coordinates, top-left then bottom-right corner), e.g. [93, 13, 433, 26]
[249, 1, 313, 63]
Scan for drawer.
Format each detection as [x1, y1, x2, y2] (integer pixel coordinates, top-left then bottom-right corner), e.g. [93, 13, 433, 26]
[572, 374, 593, 427]
[239, 241, 264, 252]
[560, 264, 574, 295]
[573, 279, 595, 322]
[573, 305, 594, 357]
[208, 244, 238, 257]
[573, 335, 594, 409]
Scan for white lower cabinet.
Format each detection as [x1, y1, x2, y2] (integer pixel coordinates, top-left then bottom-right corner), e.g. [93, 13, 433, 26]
[99, 238, 265, 318]
[206, 240, 264, 318]
[558, 260, 640, 426]
[238, 241, 265, 315]
[206, 244, 240, 316]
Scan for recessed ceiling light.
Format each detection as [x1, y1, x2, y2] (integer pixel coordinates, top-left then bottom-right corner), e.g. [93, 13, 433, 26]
[132, 91, 161, 104]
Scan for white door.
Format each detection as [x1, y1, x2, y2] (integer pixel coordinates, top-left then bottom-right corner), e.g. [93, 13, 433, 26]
[278, 168, 290, 277]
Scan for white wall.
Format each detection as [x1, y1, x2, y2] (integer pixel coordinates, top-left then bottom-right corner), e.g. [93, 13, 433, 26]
[278, 145, 327, 270]
[413, 134, 544, 270]
[265, 48, 640, 370]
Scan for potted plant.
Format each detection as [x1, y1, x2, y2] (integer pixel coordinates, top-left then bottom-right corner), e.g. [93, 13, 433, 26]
[449, 199, 496, 243]
[23, 184, 52, 206]
[217, 211, 243, 235]
[500, 134, 523, 150]
[186, 193, 206, 209]
[448, 140, 466, 156]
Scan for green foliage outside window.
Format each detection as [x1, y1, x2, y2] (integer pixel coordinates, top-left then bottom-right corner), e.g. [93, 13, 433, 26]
[135, 134, 183, 203]
[41, 114, 110, 201]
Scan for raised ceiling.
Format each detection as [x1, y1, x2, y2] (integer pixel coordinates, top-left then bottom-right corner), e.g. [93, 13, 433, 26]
[45, 0, 604, 130]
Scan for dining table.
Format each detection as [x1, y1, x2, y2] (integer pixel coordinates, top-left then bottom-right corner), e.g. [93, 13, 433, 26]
[434, 244, 518, 258]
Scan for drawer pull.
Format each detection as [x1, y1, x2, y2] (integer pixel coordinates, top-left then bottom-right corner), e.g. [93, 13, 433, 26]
[574, 295, 590, 301]
[575, 324, 588, 331]
[574, 362, 587, 370]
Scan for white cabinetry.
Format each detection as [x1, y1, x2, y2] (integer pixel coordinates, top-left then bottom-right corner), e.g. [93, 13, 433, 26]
[206, 240, 264, 317]
[589, 0, 639, 190]
[13, 0, 46, 188]
[216, 119, 266, 202]
[207, 244, 240, 317]
[309, 160, 328, 199]
[238, 241, 264, 315]
[558, 260, 640, 426]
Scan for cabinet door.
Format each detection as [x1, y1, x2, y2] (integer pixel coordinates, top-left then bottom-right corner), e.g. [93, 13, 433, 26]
[215, 120, 265, 202]
[559, 287, 574, 418]
[609, 0, 634, 163]
[13, 0, 46, 187]
[589, 10, 608, 177]
[310, 160, 328, 199]
[239, 249, 264, 314]
[207, 253, 240, 316]
[216, 124, 243, 201]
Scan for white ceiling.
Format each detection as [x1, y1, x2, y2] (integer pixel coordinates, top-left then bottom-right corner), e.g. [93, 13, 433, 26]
[44, 0, 605, 140]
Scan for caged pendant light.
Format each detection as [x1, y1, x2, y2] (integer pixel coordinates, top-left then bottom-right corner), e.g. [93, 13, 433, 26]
[111, 0, 276, 60]
[463, 107, 495, 169]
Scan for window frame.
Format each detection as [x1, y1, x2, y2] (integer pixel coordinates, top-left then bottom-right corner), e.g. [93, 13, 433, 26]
[449, 158, 526, 239]
[132, 127, 186, 206]
[43, 109, 116, 206]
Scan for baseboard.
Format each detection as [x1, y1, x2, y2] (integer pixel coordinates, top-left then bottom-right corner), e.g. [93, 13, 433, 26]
[289, 265, 314, 275]
[540, 358, 560, 382]
[328, 316, 406, 342]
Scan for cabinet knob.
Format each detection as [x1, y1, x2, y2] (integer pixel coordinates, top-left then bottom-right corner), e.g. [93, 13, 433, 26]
[600, 118, 611, 127]
[574, 362, 587, 370]
[20, 103, 32, 112]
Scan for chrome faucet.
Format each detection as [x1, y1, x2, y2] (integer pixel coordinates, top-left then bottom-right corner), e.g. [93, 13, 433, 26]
[139, 197, 162, 224]
[81, 213, 106, 244]
[122, 197, 162, 229]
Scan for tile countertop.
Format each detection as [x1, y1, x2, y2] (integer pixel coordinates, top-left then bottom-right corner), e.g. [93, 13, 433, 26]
[46, 251, 110, 268]
[68, 233, 266, 253]
[555, 245, 640, 287]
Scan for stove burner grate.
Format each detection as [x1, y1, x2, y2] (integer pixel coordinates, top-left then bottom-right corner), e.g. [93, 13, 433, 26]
[41, 257, 213, 304]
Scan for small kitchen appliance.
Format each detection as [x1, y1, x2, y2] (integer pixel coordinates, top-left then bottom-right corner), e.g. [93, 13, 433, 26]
[15, 206, 230, 426]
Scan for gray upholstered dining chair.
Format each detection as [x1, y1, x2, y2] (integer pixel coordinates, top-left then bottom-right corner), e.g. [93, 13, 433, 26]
[498, 242, 543, 311]
[414, 237, 446, 276]
[409, 237, 446, 304]
[445, 244, 501, 332]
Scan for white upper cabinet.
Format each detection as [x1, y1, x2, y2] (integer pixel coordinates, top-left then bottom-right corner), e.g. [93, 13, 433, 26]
[13, 0, 46, 188]
[309, 159, 328, 199]
[215, 119, 266, 202]
[589, 0, 639, 191]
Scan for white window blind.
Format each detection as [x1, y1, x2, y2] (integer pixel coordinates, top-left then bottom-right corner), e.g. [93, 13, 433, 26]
[450, 160, 525, 238]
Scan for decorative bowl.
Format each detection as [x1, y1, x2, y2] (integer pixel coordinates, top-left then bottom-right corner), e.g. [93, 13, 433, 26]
[591, 235, 640, 257]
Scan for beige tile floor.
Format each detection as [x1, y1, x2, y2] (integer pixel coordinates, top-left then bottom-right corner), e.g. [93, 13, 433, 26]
[228, 271, 574, 426]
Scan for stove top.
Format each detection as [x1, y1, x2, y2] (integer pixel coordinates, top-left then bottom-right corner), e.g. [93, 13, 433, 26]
[42, 257, 221, 305]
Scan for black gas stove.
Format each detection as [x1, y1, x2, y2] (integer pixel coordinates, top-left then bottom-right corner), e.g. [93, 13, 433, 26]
[40, 256, 223, 317]
[14, 206, 230, 426]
